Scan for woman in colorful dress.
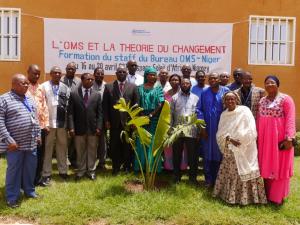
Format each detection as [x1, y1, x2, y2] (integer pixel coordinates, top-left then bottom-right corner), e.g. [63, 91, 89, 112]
[134, 67, 165, 172]
[257, 75, 296, 204]
[213, 92, 267, 205]
[163, 74, 188, 171]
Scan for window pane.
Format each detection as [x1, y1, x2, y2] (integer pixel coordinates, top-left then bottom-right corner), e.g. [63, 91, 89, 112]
[266, 23, 272, 40]
[257, 43, 265, 63]
[12, 13, 18, 34]
[272, 43, 279, 62]
[273, 23, 280, 41]
[286, 43, 293, 64]
[266, 42, 272, 63]
[3, 36, 9, 56]
[287, 21, 294, 42]
[4, 11, 10, 34]
[0, 8, 21, 60]
[13, 36, 18, 56]
[250, 23, 257, 41]
[250, 43, 256, 63]
[257, 23, 265, 41]
[249, 16, 295, 65]
[279, 43, 286, 64]
[280, 23, 286, 41]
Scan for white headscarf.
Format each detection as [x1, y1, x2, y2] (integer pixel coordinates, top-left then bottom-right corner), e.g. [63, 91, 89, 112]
[217, 105, 260, 181]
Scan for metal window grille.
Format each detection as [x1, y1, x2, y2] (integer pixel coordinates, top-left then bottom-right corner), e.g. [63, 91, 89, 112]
[0, 8, 21, 61]
[248, 15, 296, 66]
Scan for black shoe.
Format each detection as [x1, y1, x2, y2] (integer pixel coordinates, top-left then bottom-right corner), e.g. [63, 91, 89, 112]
[34, 176, 42, 186]
[59, 173, 69, 180]
[96, 164, 106, 171]
[173, 176, 181, 184]
[87, 173, 96, 181]
[7, 201, 19, 208]
[204, 182, 214, 189]
[112, 169, 120, 176]
[25, 193, 41, 199]
[189, 178, 199, 186]
[74, 175, 83, 182]
[40, 176, 51, 187]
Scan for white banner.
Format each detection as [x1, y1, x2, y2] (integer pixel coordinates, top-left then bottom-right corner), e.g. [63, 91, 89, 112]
[44, 18, 232, 74]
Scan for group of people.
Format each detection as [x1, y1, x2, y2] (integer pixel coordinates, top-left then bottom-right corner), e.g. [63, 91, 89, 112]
[0, 61, 296, 208]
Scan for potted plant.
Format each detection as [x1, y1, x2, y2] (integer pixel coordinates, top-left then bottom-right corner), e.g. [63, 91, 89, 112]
[114, 98, 205, 190]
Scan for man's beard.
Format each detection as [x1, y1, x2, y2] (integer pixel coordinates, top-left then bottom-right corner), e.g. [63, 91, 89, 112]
[181, 87, 190, 94]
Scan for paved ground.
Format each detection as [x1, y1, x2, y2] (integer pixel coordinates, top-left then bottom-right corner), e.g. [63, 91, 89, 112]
[0, 217, 35, 225]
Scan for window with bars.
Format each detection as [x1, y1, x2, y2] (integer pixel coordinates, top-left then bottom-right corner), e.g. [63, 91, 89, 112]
[248, 15, 296, 66]
[0, 8, 21, 61]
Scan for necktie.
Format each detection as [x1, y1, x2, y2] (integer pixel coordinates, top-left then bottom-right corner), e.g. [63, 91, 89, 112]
[119, 83, 124, 94]
[84, 89, 89, 107]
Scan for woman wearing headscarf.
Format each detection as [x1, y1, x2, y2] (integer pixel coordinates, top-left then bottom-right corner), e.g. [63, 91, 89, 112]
[213, 91, 267, 205]
[257, 75, 296, 204]
[134, 67, 165, 172]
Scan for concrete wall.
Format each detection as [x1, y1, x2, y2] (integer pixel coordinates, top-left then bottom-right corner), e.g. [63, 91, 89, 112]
[0, 0, 299, 128]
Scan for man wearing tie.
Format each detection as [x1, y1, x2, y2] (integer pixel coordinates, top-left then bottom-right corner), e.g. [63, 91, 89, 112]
[103, 66, 139, 174]
[68, 73, 102, 181]
[61, 62, 81, 168]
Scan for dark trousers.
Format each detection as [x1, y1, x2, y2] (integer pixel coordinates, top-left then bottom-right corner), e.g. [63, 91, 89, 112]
[203, 160, 220, 185]
[6, 149, 37, 202]
[35, 129, 46, 184]
[110, 128, 132, 172]
[97, 131, 106, 167]
[173, 137, 198, 180]
[68, 136, 76, 167]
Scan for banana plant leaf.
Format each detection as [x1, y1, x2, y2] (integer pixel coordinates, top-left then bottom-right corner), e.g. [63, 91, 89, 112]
[152, 101, 171, 156]
[136, 127, 152, 147]
[129, 104, 144, 118]
[113, 98, 128, 112]
[163, 114, 206, 148]
[127, 116, 150, 127]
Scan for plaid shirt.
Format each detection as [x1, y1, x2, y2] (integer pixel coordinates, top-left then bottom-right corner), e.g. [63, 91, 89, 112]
[235, 85, 265, 119]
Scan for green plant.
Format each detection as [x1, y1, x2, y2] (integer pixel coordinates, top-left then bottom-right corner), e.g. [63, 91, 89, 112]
[114, 98, 205, 190]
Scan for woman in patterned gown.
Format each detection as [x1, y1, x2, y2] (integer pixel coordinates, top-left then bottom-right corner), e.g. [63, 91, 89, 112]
[213, 92, 267, 205]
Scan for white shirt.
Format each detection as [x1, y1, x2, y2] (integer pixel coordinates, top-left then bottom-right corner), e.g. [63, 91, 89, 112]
[93, 81, 106, 100]
[154, 81, 172, 93]
[127, 73, 144, 86]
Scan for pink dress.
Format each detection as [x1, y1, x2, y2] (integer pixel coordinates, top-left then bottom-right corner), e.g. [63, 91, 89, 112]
[257, 93, 295, 204]
[163, 91, 188, 170]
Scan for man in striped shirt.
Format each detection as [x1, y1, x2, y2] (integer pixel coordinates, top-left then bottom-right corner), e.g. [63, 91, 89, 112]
[0, 74, 41, 208]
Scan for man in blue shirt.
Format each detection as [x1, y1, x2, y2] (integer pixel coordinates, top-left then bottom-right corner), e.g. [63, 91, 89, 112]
[197, 72, 229, 187]
[0, 74, 41, 208]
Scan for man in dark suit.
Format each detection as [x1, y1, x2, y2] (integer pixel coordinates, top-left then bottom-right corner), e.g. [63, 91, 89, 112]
[103, 66, 139, 174]
[68, 73, 102, 180]
[61, 62, 81, 168]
